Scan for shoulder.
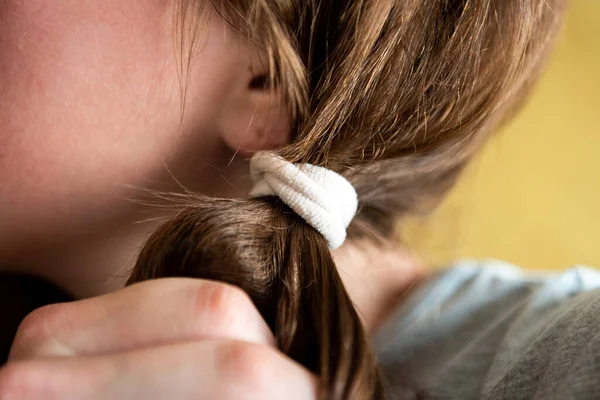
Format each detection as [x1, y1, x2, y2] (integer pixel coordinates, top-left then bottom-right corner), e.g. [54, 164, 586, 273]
[375, 260, 600, 399]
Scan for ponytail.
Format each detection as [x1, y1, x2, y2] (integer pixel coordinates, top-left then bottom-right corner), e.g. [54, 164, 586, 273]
[127, 197, 385, 399]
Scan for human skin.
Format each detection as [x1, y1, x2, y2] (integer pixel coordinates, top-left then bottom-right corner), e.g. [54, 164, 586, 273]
[0, 0, 292, 297]
[0, 1, 424, 398]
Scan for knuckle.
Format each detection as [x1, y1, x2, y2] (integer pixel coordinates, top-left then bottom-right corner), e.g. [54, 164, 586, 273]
[215, 341, 279, 395]
[206, 283, 252, 317]
[10, 303, 75, 360]
[12, 304, 63, 348]
[191, 283, 254, 334]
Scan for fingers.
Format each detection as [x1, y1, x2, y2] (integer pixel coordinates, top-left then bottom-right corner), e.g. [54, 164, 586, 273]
[0, 340, 318, 400]
[9, 278, 275, 360]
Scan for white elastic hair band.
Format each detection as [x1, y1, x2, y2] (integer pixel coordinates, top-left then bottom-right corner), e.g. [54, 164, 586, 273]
[249, 151, 358, 250]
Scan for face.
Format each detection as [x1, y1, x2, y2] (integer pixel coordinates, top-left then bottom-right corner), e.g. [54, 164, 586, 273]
[0, 0, 289, 267]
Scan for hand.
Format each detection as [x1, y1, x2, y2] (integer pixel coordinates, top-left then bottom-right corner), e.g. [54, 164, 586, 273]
[0, 279, 317, 399]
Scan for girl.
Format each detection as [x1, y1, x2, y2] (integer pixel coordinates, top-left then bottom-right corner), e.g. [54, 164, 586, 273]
[4, 0, 595, 399]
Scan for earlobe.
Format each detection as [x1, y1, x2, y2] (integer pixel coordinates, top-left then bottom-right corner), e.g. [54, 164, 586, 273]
[219, 80, 292, 156]
[203, 18, 293, 155]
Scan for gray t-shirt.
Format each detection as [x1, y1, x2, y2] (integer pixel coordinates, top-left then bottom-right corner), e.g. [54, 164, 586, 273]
[375, 260, 600, 399]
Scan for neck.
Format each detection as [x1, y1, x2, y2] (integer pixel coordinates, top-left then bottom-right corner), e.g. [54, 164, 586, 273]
[0, 215, 162, 299]
[333, 240, 427, 332]
[3, 219, 427, 332]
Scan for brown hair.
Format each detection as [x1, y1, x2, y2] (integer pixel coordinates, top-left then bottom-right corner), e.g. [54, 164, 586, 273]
[127, 1, 565, 398]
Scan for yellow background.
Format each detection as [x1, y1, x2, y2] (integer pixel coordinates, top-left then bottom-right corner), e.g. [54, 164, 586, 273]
[403, 1, 600, 271]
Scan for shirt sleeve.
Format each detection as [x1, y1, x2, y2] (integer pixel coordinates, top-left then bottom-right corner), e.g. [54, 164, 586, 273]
[374, 260, 600, 400]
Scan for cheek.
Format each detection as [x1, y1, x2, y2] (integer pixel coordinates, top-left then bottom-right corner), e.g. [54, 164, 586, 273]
[0, 1, 188, 222]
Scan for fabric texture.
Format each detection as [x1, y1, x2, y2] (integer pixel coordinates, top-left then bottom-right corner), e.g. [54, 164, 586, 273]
[375, 261, 600, 399]
[249, 152, 357, 249]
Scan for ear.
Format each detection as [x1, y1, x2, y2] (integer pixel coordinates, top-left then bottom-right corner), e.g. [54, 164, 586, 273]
[218, 54, 292, 155]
